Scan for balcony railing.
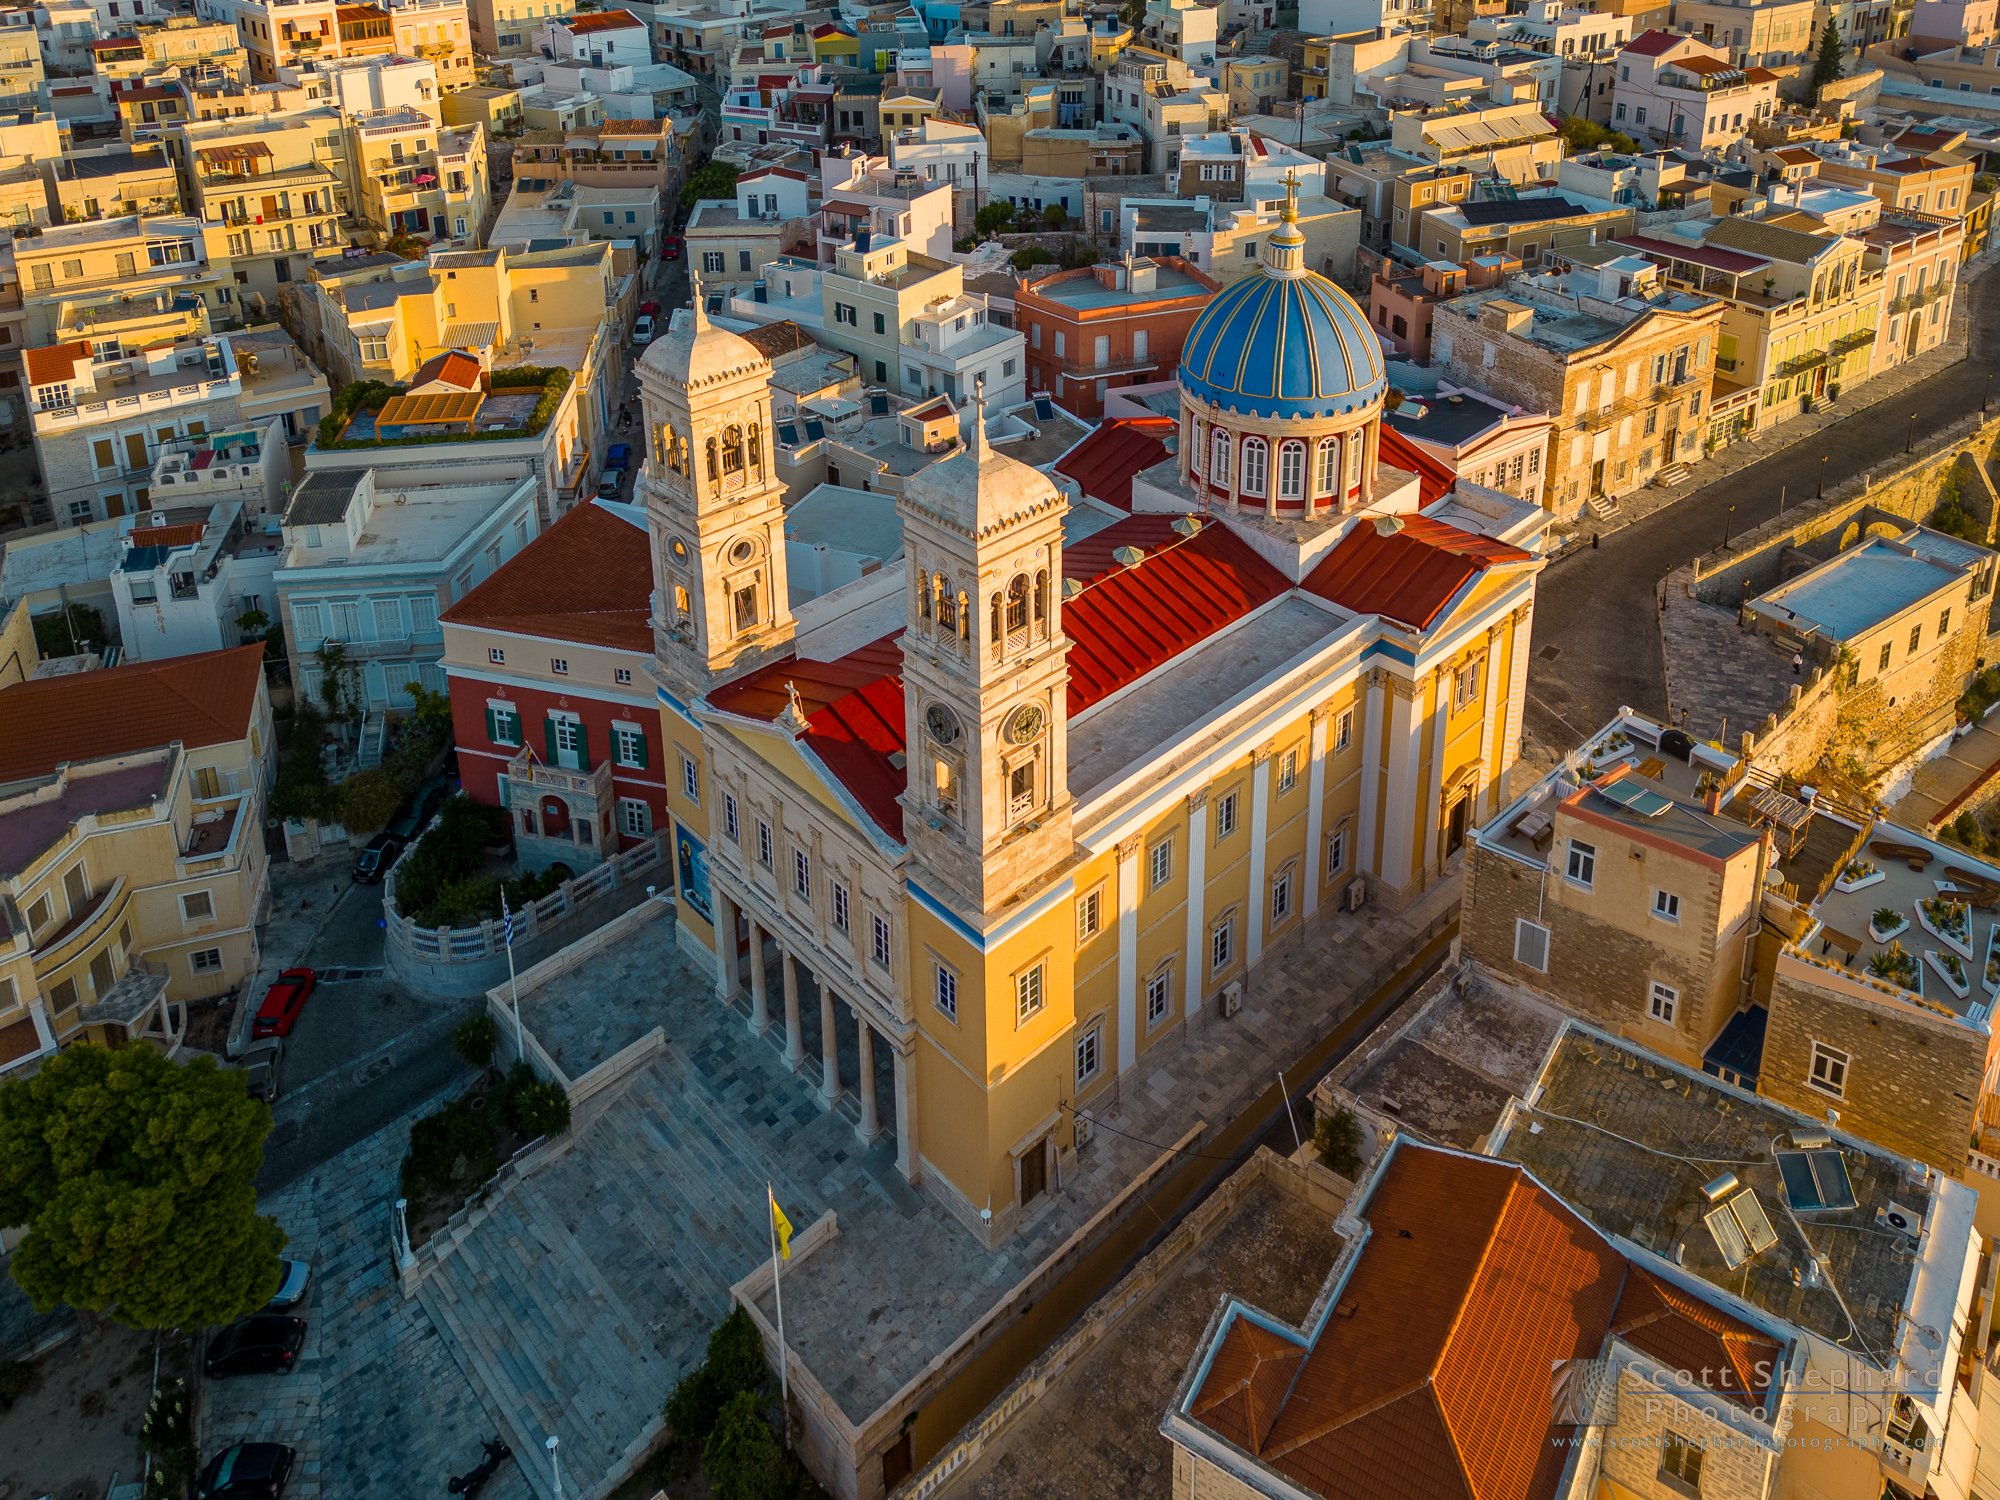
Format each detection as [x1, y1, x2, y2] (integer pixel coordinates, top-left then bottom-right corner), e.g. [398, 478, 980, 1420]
[505, 746, 610, 799]
[1058, 353, 1159, 377]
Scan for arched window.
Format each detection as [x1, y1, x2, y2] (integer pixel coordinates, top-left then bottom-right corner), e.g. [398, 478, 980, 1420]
[956, 590, 971, 645]
[1211, 429, 1232, 486]
[1346, 435, 1363, 491]
[1190, 420, 1206, 475]
[990, 592, 1003, 655]
[1277, 441, 1305, 500]
[935, 575, 952, 632]
[721, 424, 744, 475]
[1005, 573, 1029, 635]
[918, 571, 933, 625]
[705, 436, 719, 482]
[747, 422, 762, 468]
[1240, 437, 1268, 497]
[1033, 569, 1048, 628]
[1315, 437, 1340, 497]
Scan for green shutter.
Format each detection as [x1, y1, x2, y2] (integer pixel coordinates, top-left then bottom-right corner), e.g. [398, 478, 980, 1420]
[544, 715, 558, 763]
[633, 727, 649, 770]
[485, 706, 498, 744]
[575, 722, 591, 771]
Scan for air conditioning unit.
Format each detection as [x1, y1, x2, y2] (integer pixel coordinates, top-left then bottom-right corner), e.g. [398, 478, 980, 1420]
[1879, 1201, 1924, 1238]
[1341, 876, 1368, 913]
[1220, 981, 1244, 1019]
[1073, 1112, 1094, 1149]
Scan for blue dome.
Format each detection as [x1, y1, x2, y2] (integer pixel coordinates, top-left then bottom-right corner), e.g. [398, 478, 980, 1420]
[1179, 269, 1388, 421]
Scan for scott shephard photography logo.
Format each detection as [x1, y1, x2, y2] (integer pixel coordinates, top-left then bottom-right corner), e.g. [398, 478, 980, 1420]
[1551, 1358, 1619, 1428]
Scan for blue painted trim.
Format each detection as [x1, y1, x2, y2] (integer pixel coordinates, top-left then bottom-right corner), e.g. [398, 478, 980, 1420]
[907, 873, 1077, 954]
[656, 682, 701, 727]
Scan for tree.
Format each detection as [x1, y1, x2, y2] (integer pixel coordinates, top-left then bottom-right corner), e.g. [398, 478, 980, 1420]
[315, 641, 361, 724]
[703, 1392, 790, 1500]
[1312, 1108, 1364, 1177]
[32, 603, 105, 661]
[973, 200, 1015, 236]
[1810, 19, 1844, 103]
[1041, 202, 1068, 230]
[680, 161, 740, 212]
[336, 766, 405, 833]
[1558, 115, 1638, 155]
[0, 1042, 282, 1328]
[269, 703, 338, 824]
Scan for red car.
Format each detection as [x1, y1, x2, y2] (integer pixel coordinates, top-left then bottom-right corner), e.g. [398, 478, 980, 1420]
[638, 299, 660, 318]
[252, 968, 317, 1039]
[660, 235, 683, 261]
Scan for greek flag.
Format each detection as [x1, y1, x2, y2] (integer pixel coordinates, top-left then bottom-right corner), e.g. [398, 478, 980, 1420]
[501, 889, 515, 948]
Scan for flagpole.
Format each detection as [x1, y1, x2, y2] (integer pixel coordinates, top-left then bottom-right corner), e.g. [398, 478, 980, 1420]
[768, 1181, 788, 1418]
[503, 888, 522, 1063]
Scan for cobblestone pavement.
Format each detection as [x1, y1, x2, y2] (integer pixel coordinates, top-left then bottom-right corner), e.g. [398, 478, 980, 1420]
[1525, 250, 2000, 762]
[201, 1090, 534, 1500]
[405, 878, 1456, 1498]
[1892, 718, 2000, 831]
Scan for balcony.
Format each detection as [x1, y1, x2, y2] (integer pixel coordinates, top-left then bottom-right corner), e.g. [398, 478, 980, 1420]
[80, 964, 169, 1028]
[505, 746, 611, 802]
[1057, 353, 1159, 378]
[32, 877, 130, 973]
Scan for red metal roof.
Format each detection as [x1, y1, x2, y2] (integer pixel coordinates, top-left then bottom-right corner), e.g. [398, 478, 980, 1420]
[1303, 514, 1530, 630]
[1617, 232, 1768, 275]
[1053, 417, 1177, 512]
[564, 8, 644, 31]
[1376, 423, 1456, 505]
[441, 500, 652, 652]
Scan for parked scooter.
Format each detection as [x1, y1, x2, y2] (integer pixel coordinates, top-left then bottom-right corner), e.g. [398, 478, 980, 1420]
[447, 1437, 513, 1495]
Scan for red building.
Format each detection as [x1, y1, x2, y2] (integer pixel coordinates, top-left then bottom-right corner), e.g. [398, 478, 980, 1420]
[440, 500, 667, 868]
[1015, 256, 1218, 419]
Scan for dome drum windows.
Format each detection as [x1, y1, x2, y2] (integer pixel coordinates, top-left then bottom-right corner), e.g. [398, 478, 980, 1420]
[1190, 409, 1372, 516]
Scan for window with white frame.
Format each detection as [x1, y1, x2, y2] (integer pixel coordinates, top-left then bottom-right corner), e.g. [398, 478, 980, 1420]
[1146, 967, 1173, 1026]
[756, 820, 773, 869]
[1215, 790, 1239, 840]
[1658, 1432, 1703, 1497]
[793, 848, 811, 899]
[1326, 824, 1349, 878]
[1335, 709, 1353, 751]
[934, 962, 958, 1020]
[1808, 1041, 1848, 1099]
[831, 880, 849, 932]
[1277, 750, 1297, 794]
[1239, 437, 1268, 496]
[1565, 839, 1596, 888]
[1315, 437, 1339, 495]
[551, 657, 568, 675]
[190, 947, 223, 974]
[488, 704, 521, 746]
[1277, 440, 1304, 499]
[1210, 429, 1232, 485]
[702, 250, 724, 272]
[1647, 980, 1678, 1024]
[1211, 916, 1234, 972]
[1149, 837, 1173, 889]
[1075, 1021, 1102, 1086]
[723, 794, 740, 843]
[678, 755, 700, 801]
[181, 890, 214, 923]
[1653, 889, 1681, 923]
[1272, 867, 1293, 923]
[1453, 659, 1482, 709]
[615, 666, 632, 685]
[1016, 963, 1045, 1025]
[1077, 887, 1102, 941]
[1514, 918, 1550, 972]
[619, 798, 652, 837]
[871, 912, 891, 966]
[612, 723, 647, 768]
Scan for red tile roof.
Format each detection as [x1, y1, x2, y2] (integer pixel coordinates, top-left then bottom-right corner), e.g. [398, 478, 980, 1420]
[1189, 1146, 1783, 1500]
[1376, 422, 1456, 505]
[24, 342, 90, 388]
[1617, 232, 1768, 275]
[410, 349, 483, 391]
[0, 646, 263, 783]
[441, 500, 652, 652]
[128, 522, 207, 548]
[1622, 28, 1685, 54]
[1053, 417, 1177, 512]
[1303, 514, 1531, 630]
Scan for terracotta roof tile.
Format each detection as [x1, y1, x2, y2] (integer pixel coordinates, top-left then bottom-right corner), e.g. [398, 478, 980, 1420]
[740, 322, 817, 359]
[128, 522, 207, 548]
[410, 349, 484, 390]
[0, 646, 263, 783]
[564, 8, 644, 32]
[1053, 417, 1177, 512]
[1302, 515, 1531, 630]
[440, 500, 652, 652]
[1622, 28, 1685, 54]
[24, 342, 90, 388]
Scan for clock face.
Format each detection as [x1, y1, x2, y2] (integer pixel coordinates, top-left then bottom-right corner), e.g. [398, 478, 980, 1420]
[1007, 706, 1045, 745]
[925, 704, 961, 744]
[667, 536, 690, 563]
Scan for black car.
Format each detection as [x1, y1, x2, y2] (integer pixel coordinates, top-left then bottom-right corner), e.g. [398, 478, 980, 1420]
[204, 1315, 307, 1378]
[351, 833, 404, 884]
[197, 1443, 296, 1498]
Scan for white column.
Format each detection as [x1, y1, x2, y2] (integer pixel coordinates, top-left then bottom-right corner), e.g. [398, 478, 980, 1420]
[1379, 677, 1423, 892]
[892, 1044, 917, 1182]
[27, 999, 54, 1053]
[1115, 835, 1142, 1074]
[1357, 672, 1385, 876]
[747, 920, 769, 1034]
[1303, 707, 1331, 918]
[1182, 789, 1210, 1022]
[1476, 624, 1505, 816]
[713, 892, 739, 1001]
[855, 1013, 883, 1143]
[1497, 604, 1533, 813]
[819, 980, 842, 1107]
[1420, 671, 1451, 882]
[781, 951, 804, 1071]
[1246, 748, 1272, 965]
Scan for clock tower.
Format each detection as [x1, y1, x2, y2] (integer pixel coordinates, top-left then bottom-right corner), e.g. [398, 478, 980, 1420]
[896, 381, 1075, 921]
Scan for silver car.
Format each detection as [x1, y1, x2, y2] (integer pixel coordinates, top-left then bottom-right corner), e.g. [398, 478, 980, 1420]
[241, 1038, 284, 1104]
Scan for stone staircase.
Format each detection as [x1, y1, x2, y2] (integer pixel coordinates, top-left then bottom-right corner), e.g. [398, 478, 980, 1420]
[1654, 463, 1692, 488]
[1583, 491, 1621, 524]
[417, 1047, 828, 1499]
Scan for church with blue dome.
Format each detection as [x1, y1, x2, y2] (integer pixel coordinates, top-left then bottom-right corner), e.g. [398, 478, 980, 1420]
[1173, 182, 1393, 522]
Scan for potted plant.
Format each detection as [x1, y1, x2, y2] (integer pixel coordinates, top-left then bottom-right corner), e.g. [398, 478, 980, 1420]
[1930, 946, 1970, 997]
[1868, 941, 1920, 992]
[1919, 895, 1973, 956]
[1835, 858, 1882, 893]
[1870, 905, 1909, 943]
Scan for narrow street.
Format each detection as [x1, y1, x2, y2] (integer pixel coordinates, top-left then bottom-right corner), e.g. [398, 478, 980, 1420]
[1524, 263, 2000, 757]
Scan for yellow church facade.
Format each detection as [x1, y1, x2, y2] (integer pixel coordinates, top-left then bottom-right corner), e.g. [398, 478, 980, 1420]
[636, 209, 1545, 1243]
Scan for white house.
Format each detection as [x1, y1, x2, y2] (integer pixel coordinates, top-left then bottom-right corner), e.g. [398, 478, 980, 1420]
[539, 8, 652, 69]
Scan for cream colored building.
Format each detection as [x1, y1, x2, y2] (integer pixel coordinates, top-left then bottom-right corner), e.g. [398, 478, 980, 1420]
[467, 0, 575, 56]
[349, 106, 488, 244]
[630, 196, 1546, 1246]
[0, 644, 274, 1078]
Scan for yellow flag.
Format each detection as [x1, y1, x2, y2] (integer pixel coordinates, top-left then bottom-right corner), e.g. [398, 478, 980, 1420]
[770, 1190, 793, 1261]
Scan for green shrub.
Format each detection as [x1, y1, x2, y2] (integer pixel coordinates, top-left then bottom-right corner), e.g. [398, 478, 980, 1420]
[1312, 1108, 1364, 1177]
[454, 1013, 498, 1070]
[269, 704, 339, 824]
[972, 200, 1014, 235]
[665, 1362, 725, 1449]
[706, 1307, 769, 1398]
[704, 1391, 791, 1500]
[1962, 666, 2000, 724]
[138, 1378, 196, 1498]
[394, 795, 511, 922]
[503, 1075, 572, 1139]
[1010, 246, 1054, 270]
[402, 1096, 501, 1195]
